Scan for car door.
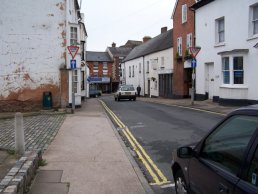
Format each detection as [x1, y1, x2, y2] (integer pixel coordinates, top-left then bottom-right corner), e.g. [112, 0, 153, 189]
[235, 136, 258, 194]
[188, 115, 258, 194]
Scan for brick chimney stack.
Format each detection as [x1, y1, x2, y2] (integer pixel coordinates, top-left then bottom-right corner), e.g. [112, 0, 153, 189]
[112, 42, 116, 47]
[161, 27, 167, 34]
[143, 36, 151, 43]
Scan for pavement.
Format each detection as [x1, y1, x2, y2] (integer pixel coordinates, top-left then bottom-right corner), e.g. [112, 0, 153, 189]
[0, 96, 243, 194]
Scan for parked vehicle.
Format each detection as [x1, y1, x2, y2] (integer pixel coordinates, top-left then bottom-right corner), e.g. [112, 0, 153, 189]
[89, 89, 102, 98]
[171, 105, 258, 194]
[114, 85, 137, 101]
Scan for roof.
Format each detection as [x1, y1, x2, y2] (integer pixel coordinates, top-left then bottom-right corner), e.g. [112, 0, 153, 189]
[86, 51, 113, 62]
[172, 0, 201, 18]
[124, 29, 173, 62]
[122, 40, 142, 48]
[107, 47, 132, 57]
[254, 42, 258, 48]
[190, 0, 215, 10]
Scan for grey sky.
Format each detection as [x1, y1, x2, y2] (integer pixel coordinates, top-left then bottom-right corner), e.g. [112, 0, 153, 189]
[81, 0, 175, 51]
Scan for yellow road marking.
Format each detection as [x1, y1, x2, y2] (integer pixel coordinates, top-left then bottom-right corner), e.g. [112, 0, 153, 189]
[99, 100, 170, 186]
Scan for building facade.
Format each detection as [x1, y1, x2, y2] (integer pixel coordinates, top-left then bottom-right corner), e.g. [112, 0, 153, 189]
[192, 0, 258, 105]
[122, 28, 173, 97]
[86, 52, 113, 93]
[172, 0, 196, 98]
[0, 0, 87, 111]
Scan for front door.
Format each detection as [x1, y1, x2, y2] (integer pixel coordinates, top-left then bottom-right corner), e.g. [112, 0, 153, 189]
[205, 63, 214, 99]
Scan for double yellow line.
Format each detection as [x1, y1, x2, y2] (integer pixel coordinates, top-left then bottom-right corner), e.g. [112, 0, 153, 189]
[100, 100, 170, 186]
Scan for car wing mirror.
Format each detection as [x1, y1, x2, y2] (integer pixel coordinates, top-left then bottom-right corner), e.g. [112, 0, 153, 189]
[177, 146, 194, 158]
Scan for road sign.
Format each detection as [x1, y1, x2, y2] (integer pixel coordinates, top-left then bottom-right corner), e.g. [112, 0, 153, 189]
[189, 46, 201, 58]
[191, 59, 197, 68]
[67, 46, 79, 59]
[70, 60, 76, 69]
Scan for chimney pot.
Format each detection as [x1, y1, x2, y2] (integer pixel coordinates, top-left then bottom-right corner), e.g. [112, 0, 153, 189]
[112, 42, 116, 47]
[143, 36, 151, 43]
[161, 27, 167, 33]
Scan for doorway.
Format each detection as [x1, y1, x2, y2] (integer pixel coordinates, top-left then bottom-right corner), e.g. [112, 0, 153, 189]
[205, 63, 215, 99]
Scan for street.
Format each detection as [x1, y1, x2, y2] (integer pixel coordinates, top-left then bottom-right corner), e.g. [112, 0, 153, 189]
[101, 95, 224, 194]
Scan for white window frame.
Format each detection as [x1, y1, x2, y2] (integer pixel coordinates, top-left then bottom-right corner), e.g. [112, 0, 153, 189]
[139, 63, 142, 73]
[73, 70, 78, 93]
[70, 26, 78, 46]
[129, 66, 131, 77]
[186, 33, 192, 49]
[215, 17, 225, 44]
[132, 65, 135, 77]
[221, 56, 245, 86]
[252, 4, 258, 36]
[182, 4, 187, 24]
[177, 37, 182, 56]
[146, 61, 149, 73]
[161, 57, 165, 68]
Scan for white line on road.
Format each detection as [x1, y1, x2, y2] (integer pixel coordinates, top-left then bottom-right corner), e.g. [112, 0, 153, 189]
[160, 183, 175, 189]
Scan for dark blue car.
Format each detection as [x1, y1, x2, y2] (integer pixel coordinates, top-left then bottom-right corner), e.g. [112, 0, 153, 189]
[171, 105, 258, 194]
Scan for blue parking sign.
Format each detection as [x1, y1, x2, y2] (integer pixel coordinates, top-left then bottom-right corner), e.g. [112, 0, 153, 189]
[70, 60, 76, 69]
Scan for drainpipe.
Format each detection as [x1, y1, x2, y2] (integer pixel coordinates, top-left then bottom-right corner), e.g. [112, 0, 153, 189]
[143, 56, 145, 96]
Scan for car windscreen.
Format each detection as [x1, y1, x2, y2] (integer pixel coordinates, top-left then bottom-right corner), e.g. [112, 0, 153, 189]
[121, 86, 134, 91]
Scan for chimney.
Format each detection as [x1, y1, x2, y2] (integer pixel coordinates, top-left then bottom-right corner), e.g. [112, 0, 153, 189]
[112, 42, 116, 47]
[143, 36, 151, 43]
[161, 27, 167, 34]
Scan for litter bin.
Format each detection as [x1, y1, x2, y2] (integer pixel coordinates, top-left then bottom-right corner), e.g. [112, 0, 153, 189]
[43, 91, 52, 109]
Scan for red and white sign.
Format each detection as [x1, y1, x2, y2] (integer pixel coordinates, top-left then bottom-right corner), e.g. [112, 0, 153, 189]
[67, 46, 79, 59]
[189, 46, 201, 58]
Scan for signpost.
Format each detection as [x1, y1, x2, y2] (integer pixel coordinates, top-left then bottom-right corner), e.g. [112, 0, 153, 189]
[189, 46, 201, 105]
[67, 46, 79, 113]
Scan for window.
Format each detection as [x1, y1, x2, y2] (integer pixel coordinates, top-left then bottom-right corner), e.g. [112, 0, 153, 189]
[103, 62, 108, 70]
[182, 4, 187, 23]
[222, 56, 244, 85]
[187, 33, 192, 49]
[132, 65, 135, 77]
[222, 57, 230, 84]
[139, 63, 141, 73]
[146, 61, 149, 73]
[177, 37, 182, 56]
[253, 5, 258, 35]
[93, 62, 98, 70]
[216, 17, 225, 43]
[70, 27, 78, 45]
[233, 57, 244, 84]
[129, 66, 131, 77]
[73, 70, 78, 93]
[161, 57, 165, 68]
[201, 115, 258, 175]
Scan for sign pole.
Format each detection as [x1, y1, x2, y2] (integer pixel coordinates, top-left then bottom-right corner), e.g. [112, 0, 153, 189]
[189, 47, 201, 106]
[72, 69, 75, 113]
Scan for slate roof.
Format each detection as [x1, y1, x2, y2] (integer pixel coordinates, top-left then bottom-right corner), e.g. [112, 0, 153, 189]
[190, 0, 215, 10]
[124, 29, 173, 62]
[86, 51, 113, 62]
[107, 47, 132, 57]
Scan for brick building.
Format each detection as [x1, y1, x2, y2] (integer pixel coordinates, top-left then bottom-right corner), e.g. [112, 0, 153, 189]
[172, 0, 196, 98]
[86, 52, 113, 93]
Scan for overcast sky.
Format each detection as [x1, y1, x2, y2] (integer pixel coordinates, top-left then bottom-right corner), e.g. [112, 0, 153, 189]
[81, 0, 176, 51]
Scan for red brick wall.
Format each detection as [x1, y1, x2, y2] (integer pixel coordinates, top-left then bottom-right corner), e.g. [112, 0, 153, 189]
[88, 61, 112, 77]
[172, 0, 195, 97]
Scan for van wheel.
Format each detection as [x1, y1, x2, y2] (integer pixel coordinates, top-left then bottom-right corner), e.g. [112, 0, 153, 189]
[175, 170, 188, 194]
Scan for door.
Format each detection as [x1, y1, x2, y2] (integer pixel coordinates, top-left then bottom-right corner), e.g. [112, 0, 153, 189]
[148, 80, 150, 97]
[188, 115, 258, 194]
[205, 63, 214, 99]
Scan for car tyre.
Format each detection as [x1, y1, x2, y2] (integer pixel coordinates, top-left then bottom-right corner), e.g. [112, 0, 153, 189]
[175, 170, 188, 194]
[133, 97, 136, 101]
[117, 97, 120, 101]
[115, 97, 117, 101]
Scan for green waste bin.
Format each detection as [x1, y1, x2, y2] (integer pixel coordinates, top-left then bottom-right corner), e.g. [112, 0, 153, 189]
[43, 91, 52, 109]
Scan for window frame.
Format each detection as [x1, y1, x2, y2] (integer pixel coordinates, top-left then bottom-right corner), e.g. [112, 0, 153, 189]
[177, 37, 182, 56]
[182, 4, 187, 24]
[186, 33, 192, 49]
[215, 17, 225, 44]
[70, 26, 78, 46]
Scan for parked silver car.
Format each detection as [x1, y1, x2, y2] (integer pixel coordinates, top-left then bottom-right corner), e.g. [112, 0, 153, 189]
[114, 85, 137, 101]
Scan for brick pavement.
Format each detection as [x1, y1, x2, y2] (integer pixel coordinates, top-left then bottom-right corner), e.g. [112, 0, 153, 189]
[0, 113, 66, 151]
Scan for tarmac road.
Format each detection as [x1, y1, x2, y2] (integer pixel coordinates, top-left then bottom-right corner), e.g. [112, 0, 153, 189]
[101, 95, 225, 194]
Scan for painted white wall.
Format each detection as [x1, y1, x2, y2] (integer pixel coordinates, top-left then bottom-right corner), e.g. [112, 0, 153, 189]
[123, 48, 173, 97]
[195, 0, 258, 100]
[0, 0, 66, 98]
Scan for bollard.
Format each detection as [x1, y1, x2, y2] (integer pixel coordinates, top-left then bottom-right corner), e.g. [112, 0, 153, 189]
[15, 112, 25, 156]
